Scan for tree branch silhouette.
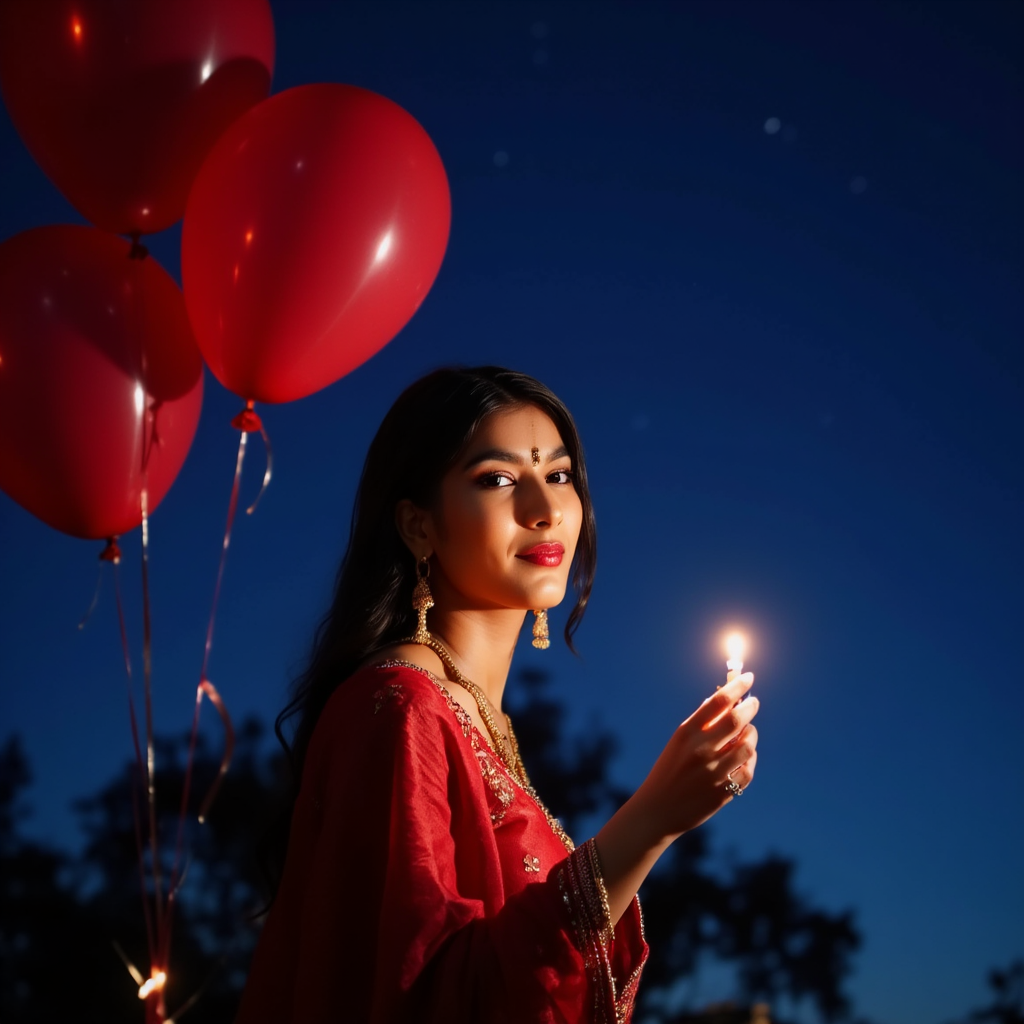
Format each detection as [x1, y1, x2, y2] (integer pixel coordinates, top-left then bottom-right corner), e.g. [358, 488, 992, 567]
[1, 671, 1005, 1022]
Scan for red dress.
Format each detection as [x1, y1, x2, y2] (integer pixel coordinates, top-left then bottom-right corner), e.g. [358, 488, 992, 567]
[237, 661, 648, 1023]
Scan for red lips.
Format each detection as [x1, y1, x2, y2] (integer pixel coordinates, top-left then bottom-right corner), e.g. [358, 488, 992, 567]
[517, 542, 564, 567]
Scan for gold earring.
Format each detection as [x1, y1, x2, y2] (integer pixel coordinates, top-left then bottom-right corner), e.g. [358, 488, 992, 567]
[412, 556, 434, 643]
[531, 609, 550, 650]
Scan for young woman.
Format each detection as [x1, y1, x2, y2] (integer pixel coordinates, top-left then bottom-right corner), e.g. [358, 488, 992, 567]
[236, 366, 759, 1023]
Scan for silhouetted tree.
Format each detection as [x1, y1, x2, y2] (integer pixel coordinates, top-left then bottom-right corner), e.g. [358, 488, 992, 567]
[947, 960, 1024, 1024]
[634, 830, 731, 992]
[2, 670, 870, 1022]
[507, 666, 631, 833]
[713, 857, 860, 1022]
[71, 717, 285, 1022]
[510, 671, 863, 1024]
[0, 722, 284, 1023]
[0, 735, 136, 1023]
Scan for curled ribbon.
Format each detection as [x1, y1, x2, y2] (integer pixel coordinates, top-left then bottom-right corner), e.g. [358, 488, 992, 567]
[196, 678, 236, 824]
[230, 400, 273, 513]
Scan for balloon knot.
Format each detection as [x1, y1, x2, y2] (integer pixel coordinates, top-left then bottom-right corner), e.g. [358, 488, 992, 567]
[231, 401, 262, 433]
[100, 537, 122, 564]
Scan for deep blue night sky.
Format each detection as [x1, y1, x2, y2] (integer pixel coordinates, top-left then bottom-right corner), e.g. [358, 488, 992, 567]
[1, 2, 1021, 1022]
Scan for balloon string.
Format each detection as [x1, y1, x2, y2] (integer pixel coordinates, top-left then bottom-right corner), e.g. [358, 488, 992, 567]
[160, 430, 248, 968]
[112, 561, 157, 968]
[77, 565, 104, 631]
[230, 400, 271, 513]
[158, 674, 236, 976]
[246, 421, 273, 515]
[164, 946, 229, 1024]
[196, 678, 235, 824]
[129, 238, 163, 957]
[78, 538, 123, 630]
[140, 485, 163, 946]
[158, 848, 194, 979]
[128, 236, 167, 1024]
[228, 400, 271, 513]
[203, 430, 247, 682]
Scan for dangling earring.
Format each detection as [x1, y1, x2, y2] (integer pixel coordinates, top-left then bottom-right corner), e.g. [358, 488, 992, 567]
[412, 556, 434, 643]
[531, 609, 550, 650]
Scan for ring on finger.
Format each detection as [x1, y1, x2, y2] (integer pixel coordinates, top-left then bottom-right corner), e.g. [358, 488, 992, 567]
[725, 779, 743, 797]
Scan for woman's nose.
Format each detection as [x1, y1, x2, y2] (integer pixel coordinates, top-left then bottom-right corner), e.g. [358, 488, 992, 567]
[522, 481, 563, 529]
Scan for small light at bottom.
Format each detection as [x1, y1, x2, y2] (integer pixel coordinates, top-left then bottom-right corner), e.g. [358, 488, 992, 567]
[138, 971, 166, 999]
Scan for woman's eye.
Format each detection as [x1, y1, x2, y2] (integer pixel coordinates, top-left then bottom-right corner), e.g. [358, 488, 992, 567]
[548, 469, 574, 485]
[478, 471, 514, 488]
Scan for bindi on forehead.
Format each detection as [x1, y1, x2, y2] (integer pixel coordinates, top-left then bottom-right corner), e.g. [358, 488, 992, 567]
[460, 406, 568, 469]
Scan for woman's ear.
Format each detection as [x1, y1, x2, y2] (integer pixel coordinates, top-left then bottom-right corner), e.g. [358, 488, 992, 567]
[394, 499, 433, 559]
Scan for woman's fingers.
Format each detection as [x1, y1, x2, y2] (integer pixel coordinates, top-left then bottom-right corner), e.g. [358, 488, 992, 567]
[715, 724, 758, 778]
[702, 693, 759, 750]
[696, 673, 754, 730]
[725, 748, 758, 794]
[638, 673, 761, 839]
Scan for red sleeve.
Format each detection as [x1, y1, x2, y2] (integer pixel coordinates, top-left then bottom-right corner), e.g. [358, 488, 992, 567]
[237, 666, 647, 1024]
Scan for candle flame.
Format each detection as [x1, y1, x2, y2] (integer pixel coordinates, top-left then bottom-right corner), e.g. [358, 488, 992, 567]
[725, 633, 746, 662]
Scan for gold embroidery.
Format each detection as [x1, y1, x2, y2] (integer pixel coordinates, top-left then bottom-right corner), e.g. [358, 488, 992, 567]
[370, 661, 573, 846]
[374, 659, 470, 737]
[557, 839, 647, 1022]
[371, 662, 641, 1018]
[373, 660, 517, 821]
[372, 684, 404, 713]
[476, 748, 515, 822]
[615, 896, 648, 1022]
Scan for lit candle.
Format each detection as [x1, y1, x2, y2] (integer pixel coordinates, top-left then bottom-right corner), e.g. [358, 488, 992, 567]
[724, 632, 746, 685]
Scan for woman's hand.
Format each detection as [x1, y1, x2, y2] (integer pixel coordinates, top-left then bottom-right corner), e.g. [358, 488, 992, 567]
[631, 673, 759, 844]
[594, 674, 760, 924]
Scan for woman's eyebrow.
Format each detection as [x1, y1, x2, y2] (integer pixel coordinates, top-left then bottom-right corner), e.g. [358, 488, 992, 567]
[463, 447, 522, 469]
[462, 445, 570, 470]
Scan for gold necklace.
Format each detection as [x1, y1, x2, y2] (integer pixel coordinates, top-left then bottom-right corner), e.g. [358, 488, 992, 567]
[407, 633, 526, 783]
[404, 633, 574, 852]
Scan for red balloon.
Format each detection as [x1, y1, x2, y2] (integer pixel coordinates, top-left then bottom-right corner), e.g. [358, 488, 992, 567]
[0, 0, 274, 236]
[182, 84, 451, 405]
[0, 225, 204, 540]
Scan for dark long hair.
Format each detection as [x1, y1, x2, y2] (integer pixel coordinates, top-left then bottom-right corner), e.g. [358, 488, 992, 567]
[263, 366, 597, 894]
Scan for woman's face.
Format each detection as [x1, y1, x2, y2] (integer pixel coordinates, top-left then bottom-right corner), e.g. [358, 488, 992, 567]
[423, 404, 584, 613]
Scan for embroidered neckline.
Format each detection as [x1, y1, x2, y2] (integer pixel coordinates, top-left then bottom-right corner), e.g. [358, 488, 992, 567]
[369, 660, 642, 1018]
[371, 657, 515, 749]
[371, 658, 475, 732]
[369, 658, 572, 846]
[371, 658, 514, 821]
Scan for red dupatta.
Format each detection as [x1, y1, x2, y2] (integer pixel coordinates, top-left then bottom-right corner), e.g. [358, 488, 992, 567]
[237, 662, 648, 1023]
